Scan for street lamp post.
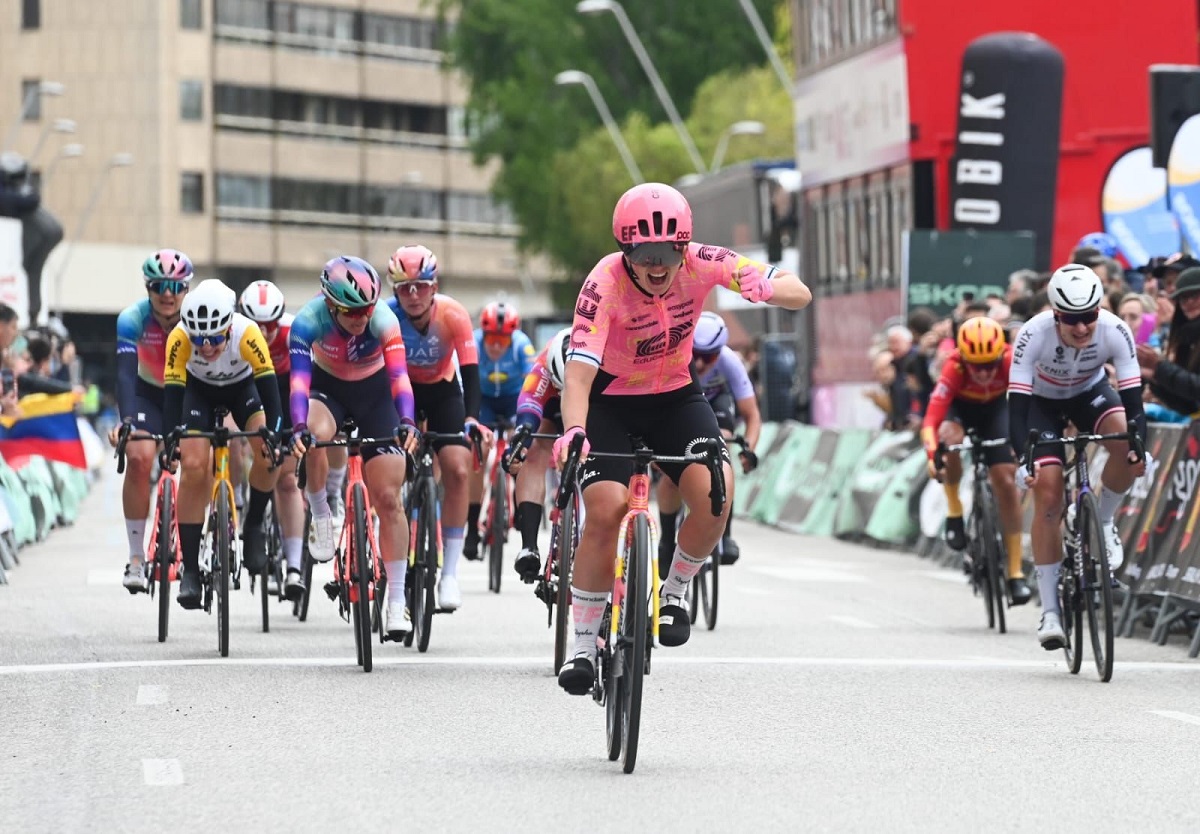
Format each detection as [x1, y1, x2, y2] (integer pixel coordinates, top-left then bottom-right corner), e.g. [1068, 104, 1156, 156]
[575, 0, 707, 175]
[26, 118, 76, 168]
[555, 70, 644, 185]
[736, 0, 793, 94]
[52, 152, 134, 312]
[40, 143, 84, 189]
[710, 119, 766, 172]
[1, 80, 65, 153]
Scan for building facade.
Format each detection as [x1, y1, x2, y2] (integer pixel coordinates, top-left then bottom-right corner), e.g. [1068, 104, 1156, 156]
[2, 0, 554, 325]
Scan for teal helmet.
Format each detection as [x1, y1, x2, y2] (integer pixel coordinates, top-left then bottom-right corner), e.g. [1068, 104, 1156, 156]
[142, 248, 194, 282]
[320, 256, 380, 308]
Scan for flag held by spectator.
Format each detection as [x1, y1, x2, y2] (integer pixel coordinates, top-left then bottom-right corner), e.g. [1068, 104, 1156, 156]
[0, 392, 86, 469]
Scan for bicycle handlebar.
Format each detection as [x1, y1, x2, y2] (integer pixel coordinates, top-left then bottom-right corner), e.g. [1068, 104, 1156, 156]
[934, 435, 1009, 471]
[1021, 429, 1145, 471]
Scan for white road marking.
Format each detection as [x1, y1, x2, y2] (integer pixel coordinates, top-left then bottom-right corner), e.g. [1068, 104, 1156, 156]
[1149, 710, 1200, 727]
[750, 566, 867, 584]
[3, 655, 1200, 675]
[829, 615, 878, 630]
[87, 569, 124, 586]
[136, 685, 168, 705]
[142, 758, 183, 786]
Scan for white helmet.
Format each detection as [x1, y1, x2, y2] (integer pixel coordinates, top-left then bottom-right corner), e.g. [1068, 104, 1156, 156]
[240, 280, 286, 323]
[181, 279, 236, 337]
[1048, 264, 1103, 314]
[546, 327, 571, 390]
[693, 311, 729, 353]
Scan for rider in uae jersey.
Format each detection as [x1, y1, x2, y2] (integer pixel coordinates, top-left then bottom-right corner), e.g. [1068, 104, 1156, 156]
[1008, 309, 1140, 400]
[385, 294, 479, 385]
[697, 345, 755, 402]
[264, 312, 294, 375]
[287, 297, 415, 428]
[568, 244, 777, 396]
[115, 298, 171, 416]
[515, 343, 559, 432]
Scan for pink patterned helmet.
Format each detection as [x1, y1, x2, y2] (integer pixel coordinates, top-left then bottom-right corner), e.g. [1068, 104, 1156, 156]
[320, 256, 380, 308]
[611, 183, 692, 268]
[388, 244, 438, 283]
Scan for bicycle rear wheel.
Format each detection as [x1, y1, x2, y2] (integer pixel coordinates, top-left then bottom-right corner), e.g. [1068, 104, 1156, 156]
[553, 495, 576, 674]
[259, 518, 271, 634]
[1058, 555, 1083, 674]
[971, 506, 996, 630]
[1080, 493, 1115, 682]
[216, 482, 232, 658]
[155, 481, 174, 644]
[979, 487, 1006, 635]
[619, 514, 649, 774]
[701, 550, 719, 631]
[412, 478, 437, 653]
[296, 509, 314, 621]
[487, 471, 505, 594]
[351, 485, 373, 672]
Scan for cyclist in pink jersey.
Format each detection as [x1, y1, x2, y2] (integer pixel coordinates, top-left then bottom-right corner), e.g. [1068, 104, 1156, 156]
[554, 183, 812, 695]
[385, 244, 491, 612]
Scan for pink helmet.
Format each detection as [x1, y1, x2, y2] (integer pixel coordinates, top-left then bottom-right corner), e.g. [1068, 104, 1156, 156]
[612, 183, 693, 248]
[388, 244, 438, 283]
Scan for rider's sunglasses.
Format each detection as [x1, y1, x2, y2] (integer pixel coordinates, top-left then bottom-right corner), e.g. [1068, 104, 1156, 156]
[965, 358, 1002, 372]
[148, 279, 188, 296]
[190, 329, 231, 348]
[483, 333, 510, 348]
[1054, 309, 1100, 327]
[621, 241, 686, 268]
[395, 280, 436, 296]
[693, 350, 720, 363]
[334, 303, 375, 319]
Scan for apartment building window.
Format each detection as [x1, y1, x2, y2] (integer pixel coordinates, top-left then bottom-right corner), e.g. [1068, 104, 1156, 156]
[214, 83, 449, 136]
[214, 0, 268, 29]
[217, 174, 270, 209]
[362, 13, 440, 50]
[180, 0, 202, 30]
[274, 2, 357, 42]
[21, 79, 40, 121]
[180, 80, 204, 121]
[181, 172, 204, 213]
[22, 0, 40, 30]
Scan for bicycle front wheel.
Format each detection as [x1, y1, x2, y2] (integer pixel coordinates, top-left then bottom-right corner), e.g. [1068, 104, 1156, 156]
[415, 478, 438, 653]
[487, 471, 505, 594]
[701, 550, 719, 631]
[156, 481, 174, 644]
[1080, 493, 1115, 682]
[216, 482, 232, 658]
[619, 513, 649, 774]
[296, 509, 314, 621]
[970, 504, 996, 630]
[979, 487, 1006, 635]
[552, 494, 576, 674]
[351, 485, 373, 673]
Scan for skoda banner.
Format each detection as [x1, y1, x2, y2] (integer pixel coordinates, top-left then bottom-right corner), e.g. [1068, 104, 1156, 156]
[948, 32, 1063, 271]
[1168, 114, 1200, 255]
[1102, 146, 1180, 269]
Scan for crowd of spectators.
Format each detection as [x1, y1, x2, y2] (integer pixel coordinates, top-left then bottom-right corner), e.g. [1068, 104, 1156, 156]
[865, 243, 1200, 429]
[0, 301, 92, 420]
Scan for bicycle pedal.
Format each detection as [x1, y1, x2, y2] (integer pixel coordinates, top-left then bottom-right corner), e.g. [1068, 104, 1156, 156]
[323, 581, 339, 601]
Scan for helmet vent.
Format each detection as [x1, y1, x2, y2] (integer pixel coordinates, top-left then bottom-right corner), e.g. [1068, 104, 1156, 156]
[638, 219, 650, 238]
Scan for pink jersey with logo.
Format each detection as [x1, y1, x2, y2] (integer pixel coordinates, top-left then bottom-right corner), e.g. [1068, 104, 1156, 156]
[567, 244, 774, 395]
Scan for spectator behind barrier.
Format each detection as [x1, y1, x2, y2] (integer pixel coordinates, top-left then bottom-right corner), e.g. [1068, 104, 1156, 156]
[1137, 267, 1200, 418]
[1118, 293, 1159, 347]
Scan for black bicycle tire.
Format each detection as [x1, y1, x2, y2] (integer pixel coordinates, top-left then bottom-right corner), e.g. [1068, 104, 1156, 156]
[1080, 493, 1115, 682]
[1058, 539, 1083, 674]
[297, 509, 313, 621]
[259, 515, 271, 634]
[552, 495, 575, 674]
[620, 514, 649, 774]
[972, 503, 996, 630]
[605, 619, 623, 761]
[216, 482, 231, 658]
[488, 470, 505, 594]
[687, 574, 699, 625]
[352, 485, 373, 672]
[416, 476, 437, 653]
[156, 481, 173, 644]
[980, 486, 1006, 635]
[704, 550, 719, 631]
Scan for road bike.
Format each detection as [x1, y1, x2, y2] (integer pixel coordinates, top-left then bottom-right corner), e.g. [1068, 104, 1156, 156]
[558, 434, 726, 774]
[935, 431, 1012, 633]
[480, 420, 514, 594]
[1022, 428, 1143, 682]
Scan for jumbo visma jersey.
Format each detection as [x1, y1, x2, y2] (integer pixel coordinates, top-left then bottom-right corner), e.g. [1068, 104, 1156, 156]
[163, 313, 275, 387]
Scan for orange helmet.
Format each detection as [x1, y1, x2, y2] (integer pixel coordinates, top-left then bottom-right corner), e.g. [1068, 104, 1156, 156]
[480, 301, 519, 336]
[956, 316, 1006, 364]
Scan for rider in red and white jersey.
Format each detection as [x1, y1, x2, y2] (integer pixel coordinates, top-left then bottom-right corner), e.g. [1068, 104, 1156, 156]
[553, 183, 812, 695]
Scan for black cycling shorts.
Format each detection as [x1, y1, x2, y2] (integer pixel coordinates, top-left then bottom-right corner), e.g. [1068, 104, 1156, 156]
[946, 399, 1014, 465]
[579, 384, 731, 488]
[708, 390, 738, 433]
[1028, 381, 1124, 466]
[132, 377, 165, 435]
[275, 373, 292, 432]
[182, 375, 262, 432]
[309, 366, 402, 463]
[413, 379, 468, 451]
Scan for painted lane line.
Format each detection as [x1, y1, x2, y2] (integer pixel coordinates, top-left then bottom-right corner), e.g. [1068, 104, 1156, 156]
[829, 614, 878, 630]
[6, 655, 1200, 675]
[136, 685, 168, 705]
[1149, 710, 1200, 727]
[142, 759, 184, 786]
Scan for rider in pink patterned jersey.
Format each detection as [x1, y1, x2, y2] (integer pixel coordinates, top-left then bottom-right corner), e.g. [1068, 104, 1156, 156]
[553, 182, 812, 696]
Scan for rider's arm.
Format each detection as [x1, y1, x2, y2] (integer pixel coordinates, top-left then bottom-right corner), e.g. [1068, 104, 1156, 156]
[517, 332, 537, 379]
[115, 305, 143, 420]
[561, 359, 597, 434]
[1109, 318, 1147, 444]
[240, 323, 283, 432]
[449, 304, 481, 420]
[1007, 321, 1038, 457]
[161, 327, 191, 431]
[376, 307, 417, 426]
[920, 358, 961, 458]
[287, 308, 316, 430]
[724, 252, 812, 310]
[735, 393, 761, 449]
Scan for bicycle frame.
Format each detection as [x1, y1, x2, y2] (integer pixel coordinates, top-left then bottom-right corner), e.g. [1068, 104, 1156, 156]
[614, 471, 661, 643]
[145, 469, 182, 584]
[334, 449, 382, 610]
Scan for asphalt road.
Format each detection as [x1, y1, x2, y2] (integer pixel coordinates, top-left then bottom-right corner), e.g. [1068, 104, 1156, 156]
[3, 473, 1200, 833]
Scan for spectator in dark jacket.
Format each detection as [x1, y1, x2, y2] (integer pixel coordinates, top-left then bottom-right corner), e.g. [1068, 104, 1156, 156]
[1137, 267, 1200, 416]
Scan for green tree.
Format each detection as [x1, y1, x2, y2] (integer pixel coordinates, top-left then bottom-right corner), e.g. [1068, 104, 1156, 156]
[438, 0, 782, 269]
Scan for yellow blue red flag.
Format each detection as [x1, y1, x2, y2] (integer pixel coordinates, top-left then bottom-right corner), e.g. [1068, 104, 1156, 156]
[0, 392, 87, 469]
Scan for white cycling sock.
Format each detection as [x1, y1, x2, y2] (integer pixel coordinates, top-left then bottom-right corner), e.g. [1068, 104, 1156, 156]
[1098, 485, 1124, 524]
[663, 547, 707, 599]
[125, 519, 146, 561]
[442, 528, 464, 578]
[305, 487, 330, 518]
[386, 560, 407, 608]
[326, 466, 347, 505]
[571, 587, 609, 661]
[1035, 561, 1062, 615]
[283, 537, 303, 571]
